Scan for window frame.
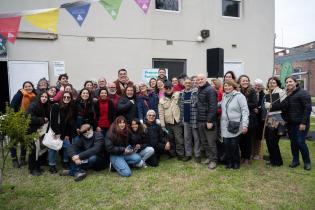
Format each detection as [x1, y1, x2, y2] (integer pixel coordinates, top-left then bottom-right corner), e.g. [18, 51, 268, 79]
[155, 0, 181, 13]
[221, 0, 242, 19]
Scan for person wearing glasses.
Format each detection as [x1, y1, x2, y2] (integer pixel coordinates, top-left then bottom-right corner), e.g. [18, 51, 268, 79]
[145, 110, 171, 166]
[49, 91, 77, 173]
[61, 123, 107, 181]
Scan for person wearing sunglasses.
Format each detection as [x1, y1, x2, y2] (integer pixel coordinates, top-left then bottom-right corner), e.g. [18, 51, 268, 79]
[49, 91, 76, 173]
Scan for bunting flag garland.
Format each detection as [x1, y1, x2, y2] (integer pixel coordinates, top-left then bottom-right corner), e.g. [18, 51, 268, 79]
[63, 1, 91, 26]
[0, 16, 21, 43]
[134, 0, 151, 14]
[99, 0, 123, 20]
[25, 8, 59, 33]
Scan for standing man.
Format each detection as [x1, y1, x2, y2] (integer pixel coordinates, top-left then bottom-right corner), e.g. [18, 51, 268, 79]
[157, 68, 168, 83]
[56, 73, 69, 91]
[158, 81, 184, 160]
[107, 82, 120, 110]
[179, 78, 201, 162]
[114, 69, 133, 96]
[196, 74, 218, 169]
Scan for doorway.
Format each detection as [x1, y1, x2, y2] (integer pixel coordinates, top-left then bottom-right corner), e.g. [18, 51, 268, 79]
[0, 61, 9, 113]
[152, 58, 186, 80]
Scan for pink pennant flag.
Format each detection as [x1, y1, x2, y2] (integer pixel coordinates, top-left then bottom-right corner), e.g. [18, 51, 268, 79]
[135, 0, 151, 14]
[0, 16, 21, 43]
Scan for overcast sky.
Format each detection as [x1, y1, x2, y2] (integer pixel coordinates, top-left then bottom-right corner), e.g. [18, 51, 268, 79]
[275, 0, 315, 48]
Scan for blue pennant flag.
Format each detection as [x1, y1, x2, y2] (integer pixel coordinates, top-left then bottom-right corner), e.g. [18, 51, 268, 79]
[65, 2, 91, 26]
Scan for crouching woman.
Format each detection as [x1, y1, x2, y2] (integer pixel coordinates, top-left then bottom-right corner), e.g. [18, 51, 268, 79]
[105, 116, 142, 177]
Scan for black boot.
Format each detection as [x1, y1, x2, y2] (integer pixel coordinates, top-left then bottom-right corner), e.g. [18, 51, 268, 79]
[19, 156, 27, 166]
[30, 169, 42, 176]
[49, 165, 57, 174]
[12, 159, 20, 168]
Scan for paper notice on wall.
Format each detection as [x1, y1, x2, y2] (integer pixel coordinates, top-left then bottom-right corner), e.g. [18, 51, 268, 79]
[142, 68, 168, 82]
[53, 61, 65, 76]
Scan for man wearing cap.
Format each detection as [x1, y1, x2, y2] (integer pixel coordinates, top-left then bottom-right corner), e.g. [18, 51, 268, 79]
[62, 123, 108, 181]
[196, 73, 218, 169]
[158, 81, 184, 160]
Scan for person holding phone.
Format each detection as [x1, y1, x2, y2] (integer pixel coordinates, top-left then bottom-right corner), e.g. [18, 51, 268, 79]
[105, 116, 142, 177]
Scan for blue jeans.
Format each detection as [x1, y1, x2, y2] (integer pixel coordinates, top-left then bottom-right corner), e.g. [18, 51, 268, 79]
[138, 147, 155, 162]
[110, 153, 141, 177]
[48, 140, 70, 166]
[10, 145, 26, 160]
[288, 124, 311, 164]
[69, 155, 106, 176]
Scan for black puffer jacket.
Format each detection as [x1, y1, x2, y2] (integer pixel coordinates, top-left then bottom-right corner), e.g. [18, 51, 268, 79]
[67, 131, 105, 160]
[272, 87, 312, 125]
[26, 101, 50, 133]
[241, 88, 258, 128]
[197, 82, 217, 123]
[145, 122, 166, 153]
[50, 103, 76, 139]
[129, 131, 148, 151]
[117, 96, 137, 124]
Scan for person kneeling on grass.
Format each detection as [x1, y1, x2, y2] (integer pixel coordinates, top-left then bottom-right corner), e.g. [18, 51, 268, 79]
[105, 116, 142, 177]
[61, 123, 108, 181]
[129, 118, 155, 168]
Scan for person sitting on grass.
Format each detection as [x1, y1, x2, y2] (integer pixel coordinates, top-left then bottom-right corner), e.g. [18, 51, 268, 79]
[105, 116, 142, 177]
[129, 118, 155, 168]
[61, 123, 108, 181]
[145, 110, 171, 167]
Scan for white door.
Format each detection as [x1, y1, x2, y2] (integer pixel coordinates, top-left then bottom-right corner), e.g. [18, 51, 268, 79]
[8, 61, 49, 100]
[224, 60, 244, 79]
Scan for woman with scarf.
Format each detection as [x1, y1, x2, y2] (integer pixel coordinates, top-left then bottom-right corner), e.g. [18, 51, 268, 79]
[10, 81, 37, 168]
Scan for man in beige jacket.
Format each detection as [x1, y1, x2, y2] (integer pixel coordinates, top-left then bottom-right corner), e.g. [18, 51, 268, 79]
[158, 81, 184, 160]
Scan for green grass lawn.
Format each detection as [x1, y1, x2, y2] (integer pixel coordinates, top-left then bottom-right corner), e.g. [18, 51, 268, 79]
[1, 139, 314, 210]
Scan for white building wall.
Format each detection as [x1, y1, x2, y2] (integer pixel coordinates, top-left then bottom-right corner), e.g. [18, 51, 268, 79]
[1, 0, 275, 88]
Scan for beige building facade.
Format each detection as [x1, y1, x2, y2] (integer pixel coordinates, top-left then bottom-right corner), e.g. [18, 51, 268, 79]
[0, 0, 275, 90]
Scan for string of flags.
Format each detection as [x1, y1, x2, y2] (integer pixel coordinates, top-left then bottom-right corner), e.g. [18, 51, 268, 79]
[0, 0, 152, 44]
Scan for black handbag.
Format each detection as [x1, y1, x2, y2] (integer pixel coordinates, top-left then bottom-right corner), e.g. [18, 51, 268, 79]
[226, 95, 241, 134]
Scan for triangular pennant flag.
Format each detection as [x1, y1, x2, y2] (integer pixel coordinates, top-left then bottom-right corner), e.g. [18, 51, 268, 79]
[65, 2, 91, 26]
[0, 34, 8, 57]
[25, 8, 59, 33]
[0, 16, 21, 43]
[99, 0, 123, 20]
[134, 0, 151, 14]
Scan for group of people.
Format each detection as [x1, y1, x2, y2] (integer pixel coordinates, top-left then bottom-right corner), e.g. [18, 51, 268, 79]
[9, 68, 312, 181]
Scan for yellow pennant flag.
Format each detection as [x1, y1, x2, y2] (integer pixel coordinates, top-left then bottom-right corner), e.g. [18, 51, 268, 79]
[25, 8, 59, 33]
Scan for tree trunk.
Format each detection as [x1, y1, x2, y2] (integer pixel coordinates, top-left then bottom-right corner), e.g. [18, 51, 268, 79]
[0, 168, 3, 193]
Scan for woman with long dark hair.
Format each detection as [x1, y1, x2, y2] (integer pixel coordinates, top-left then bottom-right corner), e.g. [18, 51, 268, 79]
[10, 81, 37, 168]
[149, 78, 158, 94]
[270, 76, 312, 170]
[48, 91, 77, 173]
[105, 116, 142, 177]
[237, 75, 258, 165]
[94, 88, 116, 137]
[117, 85, 137, 124]
[75, 88, 95, 131]
[130, 118, 155, 167]
[223, 71, 237, 82]
[263, 77, 286, 166]
[26, 91, 50, 176]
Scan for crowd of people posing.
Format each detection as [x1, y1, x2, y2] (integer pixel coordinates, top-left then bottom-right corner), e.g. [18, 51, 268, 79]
[9, 68, 312, 181]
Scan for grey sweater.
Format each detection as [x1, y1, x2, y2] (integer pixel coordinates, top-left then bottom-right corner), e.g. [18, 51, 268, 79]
[220, 91, 249, 138]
